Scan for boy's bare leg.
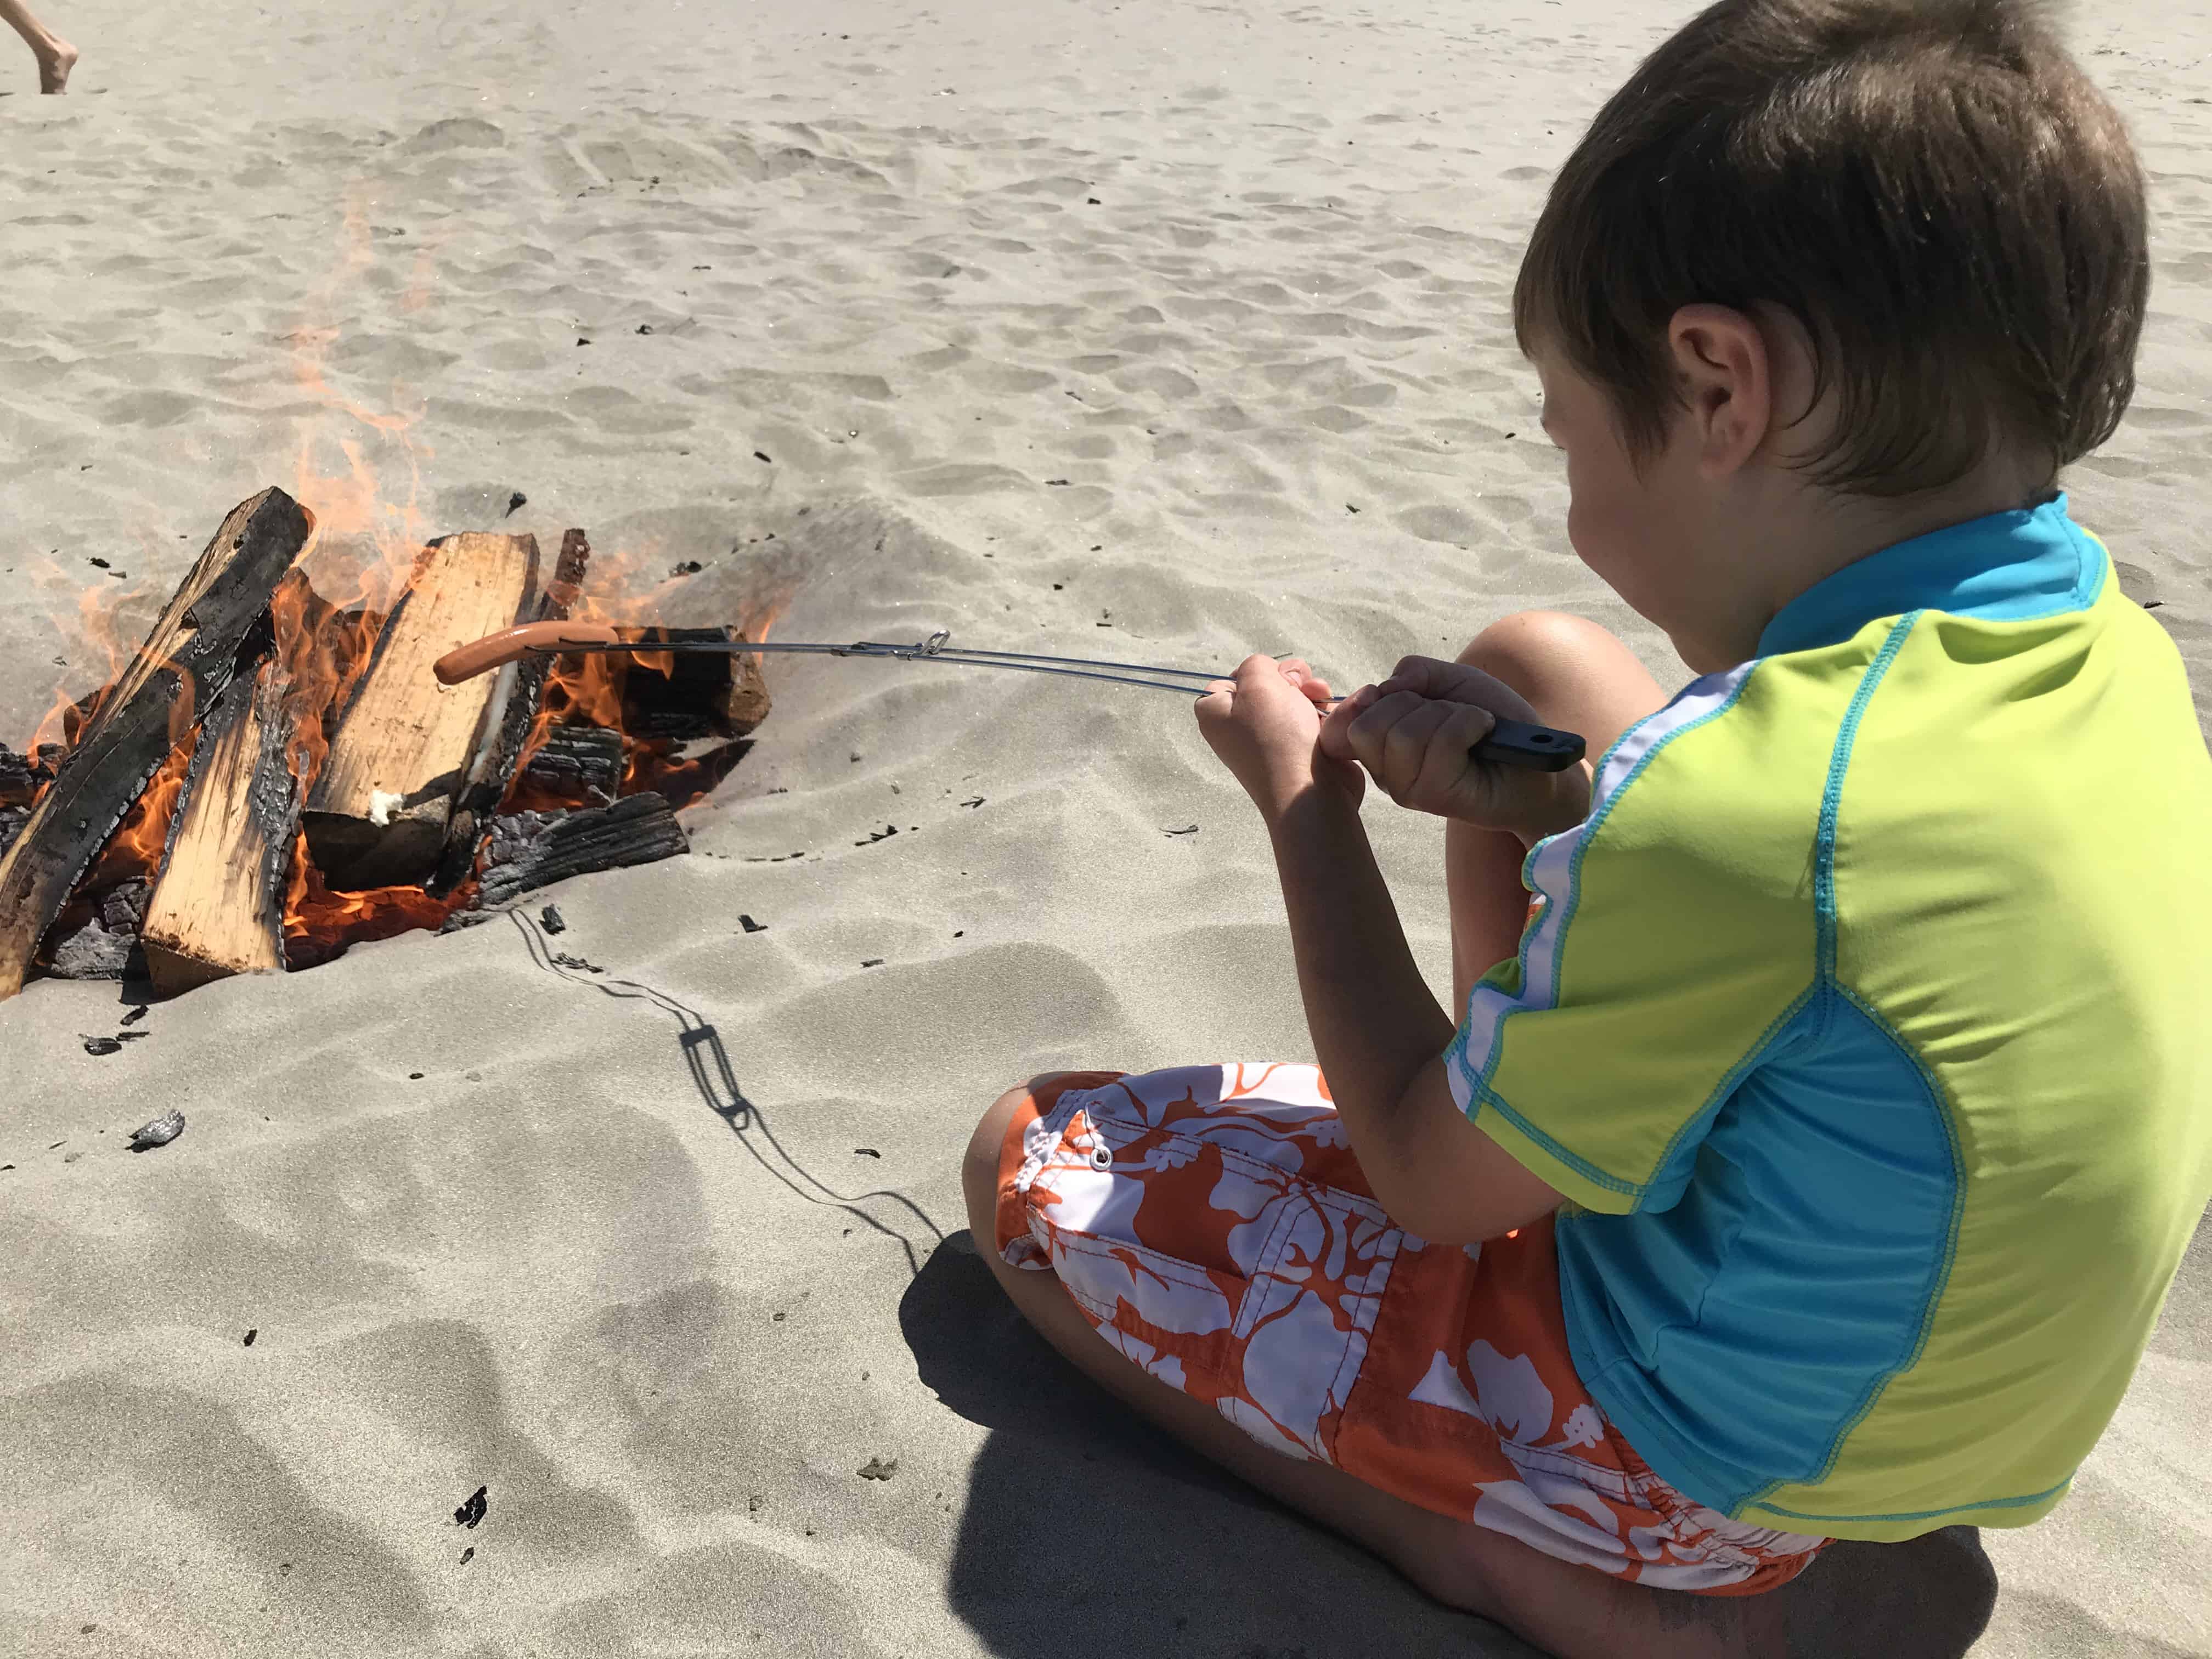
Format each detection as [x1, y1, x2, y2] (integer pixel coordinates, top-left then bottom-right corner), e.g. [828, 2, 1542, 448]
[963, 1090, 1995, 1658]
[0, 0, 76, 92]
[1446, 612, 1671, 1009]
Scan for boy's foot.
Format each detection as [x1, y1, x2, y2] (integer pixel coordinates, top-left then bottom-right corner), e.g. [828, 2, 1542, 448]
[37, 37, 74, 92]
[1464, 1522, 1997, 1659]
[1752, 1527, 1999, 1659]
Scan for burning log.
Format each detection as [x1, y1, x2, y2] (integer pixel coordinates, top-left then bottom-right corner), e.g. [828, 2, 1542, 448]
[518, 724, 624, 803]
[473, 791, 687, 910]
[620, 628, 773, 742]
[137, 656, 303, 996]
[304, 531, 541, 890]
[0, 487, 312, 1003]
[433, 528, 591, 892]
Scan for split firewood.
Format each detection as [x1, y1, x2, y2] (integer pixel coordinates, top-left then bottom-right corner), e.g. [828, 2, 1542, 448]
[473, 791, 687, 910]
[433, 528, 592, 893]
[138, 652, 304, 996]
[304, 531, 540, 890]
[517, 724, 624, 803]
[619, 627, 772, 742]
[0, 486, 312, 1003]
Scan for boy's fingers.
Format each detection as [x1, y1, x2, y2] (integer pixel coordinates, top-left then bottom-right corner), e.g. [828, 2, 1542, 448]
[1384, 656, 1457, 695]
[1416, 703, 1498, 804]
[1345, 690, 1434, 797]
[1377, 698, 1454, 800]
[1318, 690, 1365, 758]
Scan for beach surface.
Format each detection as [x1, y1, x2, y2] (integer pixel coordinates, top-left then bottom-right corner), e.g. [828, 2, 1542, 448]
[2, 0, 2207, 1654]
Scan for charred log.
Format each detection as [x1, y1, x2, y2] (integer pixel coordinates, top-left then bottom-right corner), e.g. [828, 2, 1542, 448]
[138, 648, 305, 997]
[473, 791, 687, 910]
[618, 629, 772, 742]
[0, 487, 313, 1003]
[517, 724, 624, 803]
[304, 531, 540, 890]
[433, 528, 592, 893]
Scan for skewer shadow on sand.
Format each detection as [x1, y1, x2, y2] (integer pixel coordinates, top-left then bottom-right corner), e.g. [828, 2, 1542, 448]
[502, 907, 945, 1274]
[496, 904, 1540, 1653]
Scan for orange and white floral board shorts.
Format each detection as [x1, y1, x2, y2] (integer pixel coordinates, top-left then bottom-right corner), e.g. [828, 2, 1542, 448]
[992, 1064, 1830, 1596]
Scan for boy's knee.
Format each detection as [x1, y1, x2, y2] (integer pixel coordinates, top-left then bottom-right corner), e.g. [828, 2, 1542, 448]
[962, 1076, 1077, 1234]
[1455, 608, 1622, 684]
[962, 1085, 1030, 1209]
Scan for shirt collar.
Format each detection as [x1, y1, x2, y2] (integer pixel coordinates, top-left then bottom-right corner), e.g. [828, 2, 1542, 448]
[1756, 494, 2106, 659]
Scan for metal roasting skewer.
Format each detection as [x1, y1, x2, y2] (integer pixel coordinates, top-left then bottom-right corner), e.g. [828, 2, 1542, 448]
[433, 622, 1587, 771]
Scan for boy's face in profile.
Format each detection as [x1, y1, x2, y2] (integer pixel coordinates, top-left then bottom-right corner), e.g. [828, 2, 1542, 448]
[1532, 340, 1712, 662]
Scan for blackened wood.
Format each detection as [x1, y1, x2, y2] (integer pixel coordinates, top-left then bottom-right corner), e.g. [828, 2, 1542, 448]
[475, 791, 686, 909]
[138, 649, 305, 996]
[0, 743, 49, 808]
[48, 879, 150, 981]
[619, 628, 772, 742]
[0, 487, 312, 1003]
[518, 724, 624, 802]
[433, 528, 592, 893]
[305, 531, 540, 891]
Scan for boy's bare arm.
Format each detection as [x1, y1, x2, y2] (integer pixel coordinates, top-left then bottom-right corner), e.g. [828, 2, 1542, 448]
[1266, 785, 1562, 1245]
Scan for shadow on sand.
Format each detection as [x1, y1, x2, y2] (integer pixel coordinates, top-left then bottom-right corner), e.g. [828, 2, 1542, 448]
[899, 1232, 1545, 1659]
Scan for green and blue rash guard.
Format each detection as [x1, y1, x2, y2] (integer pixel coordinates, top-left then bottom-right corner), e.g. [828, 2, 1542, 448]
[1444, 496, 2212, 1545]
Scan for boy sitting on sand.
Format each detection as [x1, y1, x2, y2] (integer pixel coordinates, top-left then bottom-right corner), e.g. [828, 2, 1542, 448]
[963, 1, 2212, 1653]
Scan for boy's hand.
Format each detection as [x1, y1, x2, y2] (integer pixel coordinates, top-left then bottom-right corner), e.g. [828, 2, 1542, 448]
[1195, 655, 1360, 822]
[1321, 657, 1590, 843]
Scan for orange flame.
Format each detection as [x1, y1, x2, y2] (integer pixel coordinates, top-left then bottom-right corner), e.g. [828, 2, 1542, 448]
[10, 180, 795, 980]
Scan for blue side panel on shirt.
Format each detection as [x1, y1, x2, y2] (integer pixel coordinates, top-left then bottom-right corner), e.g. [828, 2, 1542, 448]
[1556, 992, 1961, 1514]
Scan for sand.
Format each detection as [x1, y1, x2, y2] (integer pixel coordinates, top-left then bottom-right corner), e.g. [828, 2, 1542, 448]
[1, 0, 2206, 1653]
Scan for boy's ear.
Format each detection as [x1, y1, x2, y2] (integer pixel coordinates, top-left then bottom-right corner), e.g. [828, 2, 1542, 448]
[1666, 304, 1773, 480]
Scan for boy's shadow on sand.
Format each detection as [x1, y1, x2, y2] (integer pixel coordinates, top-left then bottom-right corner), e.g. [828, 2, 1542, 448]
[899, 1233, 1546, 1659]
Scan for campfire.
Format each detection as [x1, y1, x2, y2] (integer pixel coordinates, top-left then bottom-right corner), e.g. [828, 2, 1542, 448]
[0, 487, 771, 1003]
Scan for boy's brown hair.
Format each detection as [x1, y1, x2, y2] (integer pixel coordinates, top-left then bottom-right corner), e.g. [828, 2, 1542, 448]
[1514, 0, 2147, 497]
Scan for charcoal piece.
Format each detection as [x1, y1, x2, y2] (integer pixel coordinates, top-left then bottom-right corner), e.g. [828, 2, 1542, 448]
[0, 806, 26, 858]
[101, 879, 150, 934]
[128, 1108, 185, 1147]
[49, 918, 137, 981]
[476, 792, 687, 910]
[539, 903, 565, 934]
[45, 876, 152, 983]
[519, 725, 625, 800]
[455, 1486, 488, 1528]
[83, 1036, 123, 1057]
[1, 742, 52, 808]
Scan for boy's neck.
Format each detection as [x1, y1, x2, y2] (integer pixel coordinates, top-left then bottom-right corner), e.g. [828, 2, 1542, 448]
[1677, 451, 2058, 673]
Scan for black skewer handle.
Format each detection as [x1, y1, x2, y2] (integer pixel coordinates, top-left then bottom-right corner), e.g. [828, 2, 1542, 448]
[1471, 719, 1586, 772]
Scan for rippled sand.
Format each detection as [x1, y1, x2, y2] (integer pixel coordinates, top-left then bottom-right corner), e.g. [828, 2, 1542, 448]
[2, 1, 2206, 1654]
